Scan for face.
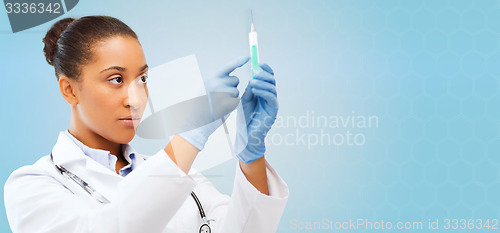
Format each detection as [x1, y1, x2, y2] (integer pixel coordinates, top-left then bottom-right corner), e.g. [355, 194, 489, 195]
[74, 36, 148, 144]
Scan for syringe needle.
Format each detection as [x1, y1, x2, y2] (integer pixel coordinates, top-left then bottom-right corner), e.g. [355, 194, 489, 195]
[251, 9, 254, 24]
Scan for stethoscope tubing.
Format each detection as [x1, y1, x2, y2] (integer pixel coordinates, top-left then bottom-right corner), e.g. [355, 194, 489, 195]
[50, 153, 211, 231]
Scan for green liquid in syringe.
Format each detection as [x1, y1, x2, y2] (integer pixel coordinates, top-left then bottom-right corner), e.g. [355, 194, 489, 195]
[251, 45, 259, 74]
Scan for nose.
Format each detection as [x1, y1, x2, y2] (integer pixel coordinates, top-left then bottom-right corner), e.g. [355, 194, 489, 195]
[126, 81, 148, 110]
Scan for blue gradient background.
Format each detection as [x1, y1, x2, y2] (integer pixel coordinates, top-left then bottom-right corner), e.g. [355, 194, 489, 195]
[1, 0, 500, 232]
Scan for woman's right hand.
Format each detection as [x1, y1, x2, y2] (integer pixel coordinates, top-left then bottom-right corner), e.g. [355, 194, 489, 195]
[178, 57, 249, 150]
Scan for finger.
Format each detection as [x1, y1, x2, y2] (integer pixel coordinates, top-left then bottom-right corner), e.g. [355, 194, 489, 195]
[253, 69, 276, 85]
[218, 56, 250, 76]
[259, 63, 274, 75]
[227, 87, 240, 97]
[224, 76, 240, 87]
[249, 79, 277, 95]
[252, 88, 278, 109]
[241, 81, 254, 101]
[211, 86, 239, 97]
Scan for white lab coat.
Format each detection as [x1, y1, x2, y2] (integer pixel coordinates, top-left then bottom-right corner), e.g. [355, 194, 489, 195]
[4, 132, 289, 233]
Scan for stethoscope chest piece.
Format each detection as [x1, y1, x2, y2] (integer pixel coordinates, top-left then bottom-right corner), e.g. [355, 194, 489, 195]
[199, 223, 211, 233]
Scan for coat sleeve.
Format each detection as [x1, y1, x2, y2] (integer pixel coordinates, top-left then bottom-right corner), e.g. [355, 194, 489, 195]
[192, 160, 289, 233]
[4, 149, 196, 233]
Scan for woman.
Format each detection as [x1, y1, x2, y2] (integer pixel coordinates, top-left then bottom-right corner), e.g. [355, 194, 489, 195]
[4, 16, 288, 233]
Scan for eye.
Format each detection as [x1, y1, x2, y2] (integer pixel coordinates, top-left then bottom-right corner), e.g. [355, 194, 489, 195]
[137, 74, 148, 84]
[109, 76, 123, 84]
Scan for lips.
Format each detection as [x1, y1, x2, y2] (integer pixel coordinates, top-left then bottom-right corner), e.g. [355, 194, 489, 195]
[119, 116, 141, 127]
[119, 116, 141, 121]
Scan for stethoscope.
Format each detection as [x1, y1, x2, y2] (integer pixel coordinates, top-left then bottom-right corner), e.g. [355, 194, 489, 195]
[50, 153, 212, 233]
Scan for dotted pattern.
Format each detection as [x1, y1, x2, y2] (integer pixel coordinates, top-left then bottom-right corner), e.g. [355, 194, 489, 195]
[277, 0, 500, 231]
[1, 0, 499, 232]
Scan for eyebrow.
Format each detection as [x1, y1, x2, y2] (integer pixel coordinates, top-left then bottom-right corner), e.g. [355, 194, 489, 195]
[100, 64, 149, 73]
[139, 64, 148, 72]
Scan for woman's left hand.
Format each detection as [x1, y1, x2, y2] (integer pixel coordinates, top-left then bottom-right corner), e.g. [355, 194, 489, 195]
[235, 63, 278, 164]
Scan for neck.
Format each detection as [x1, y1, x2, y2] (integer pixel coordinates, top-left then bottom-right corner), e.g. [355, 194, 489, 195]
[69, 114, 122, 159]
[68, 128, 122, 158]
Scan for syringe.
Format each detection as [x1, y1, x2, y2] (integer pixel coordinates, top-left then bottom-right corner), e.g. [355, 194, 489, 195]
[220, 11, 261, 160]
[249, 10, 260, 75]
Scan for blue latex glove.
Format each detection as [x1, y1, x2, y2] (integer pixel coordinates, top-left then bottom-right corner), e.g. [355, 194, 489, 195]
[235, 63, 278, 163]
[179, 57, 249, 150]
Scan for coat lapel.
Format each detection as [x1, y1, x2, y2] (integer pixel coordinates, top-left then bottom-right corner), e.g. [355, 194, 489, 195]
[51, 132, 124, 203]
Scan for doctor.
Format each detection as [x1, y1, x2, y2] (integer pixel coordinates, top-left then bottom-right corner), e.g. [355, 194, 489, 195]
[4, 16, 288, 233]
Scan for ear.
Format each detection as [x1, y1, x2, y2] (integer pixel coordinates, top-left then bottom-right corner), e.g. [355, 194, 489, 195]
[59, 75, 79, 105]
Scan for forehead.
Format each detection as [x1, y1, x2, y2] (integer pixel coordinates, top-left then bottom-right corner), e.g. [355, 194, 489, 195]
[87, 36, 147, 72]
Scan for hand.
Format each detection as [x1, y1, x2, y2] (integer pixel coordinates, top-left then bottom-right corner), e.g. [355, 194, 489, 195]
[235, 63, 278, 163]
[178, 57, 249, 150]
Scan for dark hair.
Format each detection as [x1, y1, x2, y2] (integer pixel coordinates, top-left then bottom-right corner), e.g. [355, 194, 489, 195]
[42, 16, 138, 80]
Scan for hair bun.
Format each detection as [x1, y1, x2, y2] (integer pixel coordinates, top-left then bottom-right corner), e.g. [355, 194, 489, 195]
[42, 18, 76, 66]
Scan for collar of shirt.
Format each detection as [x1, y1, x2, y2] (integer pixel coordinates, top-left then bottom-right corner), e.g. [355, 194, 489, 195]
[63, 130, 137, 177]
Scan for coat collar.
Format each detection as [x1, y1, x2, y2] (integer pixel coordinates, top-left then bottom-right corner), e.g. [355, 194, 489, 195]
[50, 131, 149, 202]
[51, 131, 88, 166]
[51, 131, 148, 167]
